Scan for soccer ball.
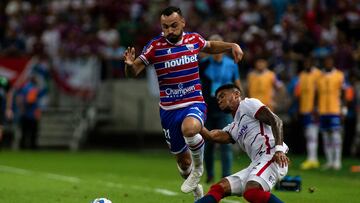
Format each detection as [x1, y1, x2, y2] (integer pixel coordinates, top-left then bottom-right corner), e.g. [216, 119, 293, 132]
[92, 198, 112, 203]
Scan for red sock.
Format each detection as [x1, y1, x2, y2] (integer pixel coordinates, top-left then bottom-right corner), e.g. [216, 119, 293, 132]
[207, 184, 225, 202]
[243, 188, 271, 203]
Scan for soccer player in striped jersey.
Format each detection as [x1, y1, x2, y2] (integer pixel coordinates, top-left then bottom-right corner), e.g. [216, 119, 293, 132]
[295, 58, 322, 170]
[196, 84, 289, 203]
[316, 56, 346, 170]
[123, 6, 243, 200]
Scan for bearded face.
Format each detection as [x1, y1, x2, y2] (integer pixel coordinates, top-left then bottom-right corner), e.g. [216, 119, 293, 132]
[160, 12, 185, 44]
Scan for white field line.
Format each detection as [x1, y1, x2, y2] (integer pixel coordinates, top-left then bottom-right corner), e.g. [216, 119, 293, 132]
[0, 164, 241, 201]
[44, 173, 81, 183]
[154, 188, 179, 196]
[0, 165, 33, 175]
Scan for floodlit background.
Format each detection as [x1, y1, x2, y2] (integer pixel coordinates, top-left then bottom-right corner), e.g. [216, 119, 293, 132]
[0, 0, 359, 203]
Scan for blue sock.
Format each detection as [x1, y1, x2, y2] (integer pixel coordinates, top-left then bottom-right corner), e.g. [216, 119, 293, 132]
[268, 194, 284, 203]
[195, 195, 217, 203]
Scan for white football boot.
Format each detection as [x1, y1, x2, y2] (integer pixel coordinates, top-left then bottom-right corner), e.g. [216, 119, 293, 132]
[193, 184, 204, 201]
[181, 167, 203, 193]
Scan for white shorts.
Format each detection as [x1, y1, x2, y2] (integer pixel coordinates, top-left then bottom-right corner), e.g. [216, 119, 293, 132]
[225, 155, 288, 196]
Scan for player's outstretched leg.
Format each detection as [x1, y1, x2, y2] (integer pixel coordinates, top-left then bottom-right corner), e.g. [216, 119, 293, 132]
[181, 116, 205, 193]
[182, 133, 205, 193]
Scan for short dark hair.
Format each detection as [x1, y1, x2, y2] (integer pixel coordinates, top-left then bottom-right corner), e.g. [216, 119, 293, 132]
[160, 6, 182, 17]
[215, 84, 243, 98]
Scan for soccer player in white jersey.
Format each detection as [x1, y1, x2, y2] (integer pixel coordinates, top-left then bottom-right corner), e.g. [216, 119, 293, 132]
[195, 84, 289, 203]
[124, 6, 243, 200]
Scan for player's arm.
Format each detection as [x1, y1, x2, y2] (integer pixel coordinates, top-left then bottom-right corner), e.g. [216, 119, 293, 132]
[124, 47, 146, 77]
[200, 127, 234, 144]
[202, 41, 243, 63]
[255, 106, 289, 167]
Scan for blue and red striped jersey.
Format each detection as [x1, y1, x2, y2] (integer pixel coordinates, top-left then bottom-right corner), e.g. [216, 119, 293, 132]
[139, 32, 207, 110]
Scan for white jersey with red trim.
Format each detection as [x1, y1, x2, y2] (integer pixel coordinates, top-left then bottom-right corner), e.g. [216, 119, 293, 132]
[223, 98, 288, 161]
[139, 32, 207, 110]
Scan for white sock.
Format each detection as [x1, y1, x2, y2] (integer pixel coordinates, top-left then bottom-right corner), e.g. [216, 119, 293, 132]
[322, 131, 334, 165]
[332, 130, 342, 165]
[184, 134, 204, 171]
[305, 124, 319, 161]
[177, 163, 192, 179]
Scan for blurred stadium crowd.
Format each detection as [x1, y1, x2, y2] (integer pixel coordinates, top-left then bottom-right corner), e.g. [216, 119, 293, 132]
[0, 0, 360, 155]
[1, 0, 360, 77]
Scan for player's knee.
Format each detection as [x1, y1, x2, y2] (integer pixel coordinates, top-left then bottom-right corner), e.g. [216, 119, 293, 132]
[181, 125, 198, 137]
[243, 188, 270, 203]
[181, 117, 201, 137]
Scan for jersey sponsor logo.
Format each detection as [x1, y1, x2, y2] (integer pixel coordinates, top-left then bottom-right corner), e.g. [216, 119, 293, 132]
[164, 55, 198, 68]
[237, 125, 248, 139]
[165, 83, 196, 98]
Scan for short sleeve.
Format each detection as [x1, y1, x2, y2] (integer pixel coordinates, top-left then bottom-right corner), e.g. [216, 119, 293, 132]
[222, 122, 237, 141]
[139, 41, 155, 66]
[223, 122, 235, 132]
[194, 33, 207, 50]
[241, 98, 266, 118]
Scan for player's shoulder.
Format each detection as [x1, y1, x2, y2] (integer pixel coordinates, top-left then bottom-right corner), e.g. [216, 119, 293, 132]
[144, 35, 165, 47]
[334, 69, 344, 76]
[240, 98, 264, 110]
[242, 97, 263, 105]
[184, 32, 203, 37]
[266, 69, 276, 76]
[184, 32, 206, 43]
[142, 35, 167, 54]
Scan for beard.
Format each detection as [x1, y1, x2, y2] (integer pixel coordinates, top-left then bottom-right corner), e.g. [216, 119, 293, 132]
[221, 107, 232, 114]
[166, 33, 182, 44]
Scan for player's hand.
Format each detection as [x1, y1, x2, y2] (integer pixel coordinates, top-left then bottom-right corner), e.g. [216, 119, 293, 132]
[124, 47, 136, 66]
[232, 43, 243, 63]
[273, 151, 289, 168]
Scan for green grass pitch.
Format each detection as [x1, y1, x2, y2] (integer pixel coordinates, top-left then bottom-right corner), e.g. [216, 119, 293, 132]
[0, 150, 359, 203]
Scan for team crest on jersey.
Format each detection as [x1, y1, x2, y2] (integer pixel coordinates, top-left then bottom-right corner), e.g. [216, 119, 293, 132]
[186, 44, 194, 51]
